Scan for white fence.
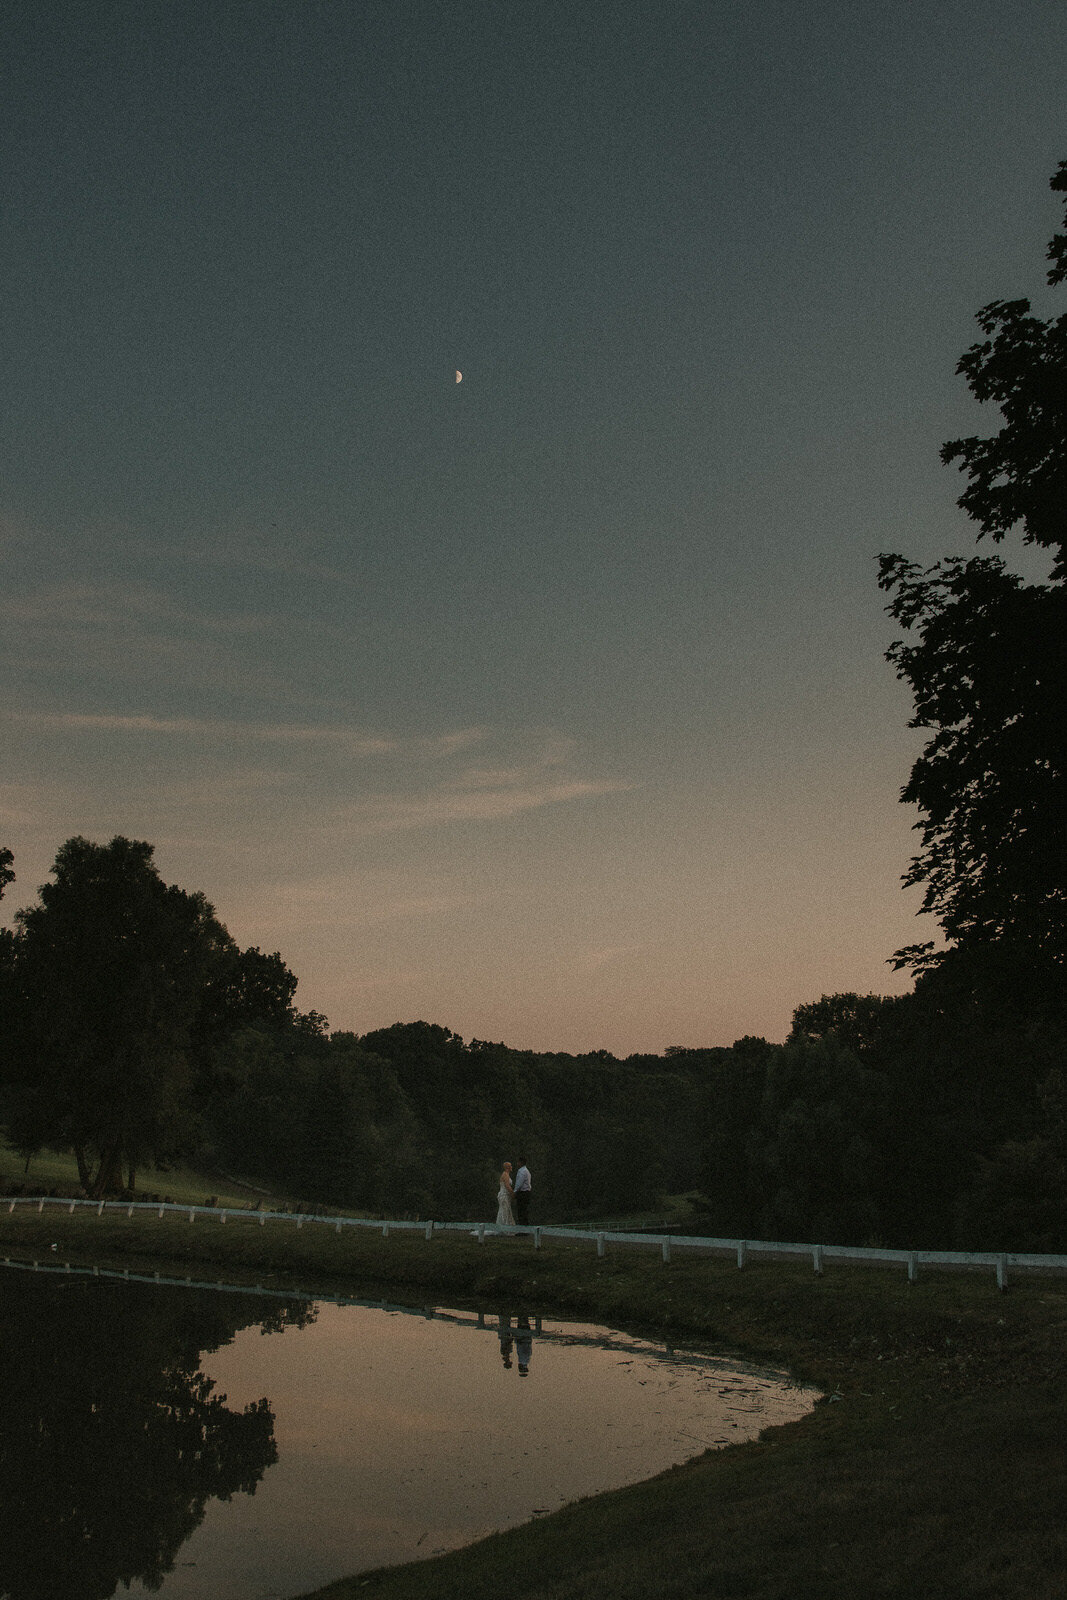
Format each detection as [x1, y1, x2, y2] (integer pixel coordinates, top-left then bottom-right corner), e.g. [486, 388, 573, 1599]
[6, 1193, 1067, 1290]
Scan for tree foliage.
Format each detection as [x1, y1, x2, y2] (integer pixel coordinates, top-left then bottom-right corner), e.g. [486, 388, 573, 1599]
[788, 992, 906, 1056]
[0, 848, 13, 902]
[878, 555, 1066, 971]
[879, 161, 1067, 980]
[0, 848, 14, 975]
[940, 160, 1067, 579]
[747, 1035, 889, 1246]
[3, 836, 308, 1196]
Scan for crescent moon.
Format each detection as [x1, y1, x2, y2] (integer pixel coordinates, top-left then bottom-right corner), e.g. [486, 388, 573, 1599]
[455, 370, 462, 383]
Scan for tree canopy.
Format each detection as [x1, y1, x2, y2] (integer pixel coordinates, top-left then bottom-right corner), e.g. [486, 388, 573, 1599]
[879, 161, 1067, 984]
[940, 160, 1067, 579]
[3, 836, 308, 1195]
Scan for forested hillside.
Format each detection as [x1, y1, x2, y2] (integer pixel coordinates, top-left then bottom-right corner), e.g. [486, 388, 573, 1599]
[195, 997, 1066, 1248]
[0, 835, 1063, 1249]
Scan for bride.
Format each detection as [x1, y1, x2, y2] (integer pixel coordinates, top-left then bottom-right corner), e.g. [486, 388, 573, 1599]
[496, 1161, 515, 1226]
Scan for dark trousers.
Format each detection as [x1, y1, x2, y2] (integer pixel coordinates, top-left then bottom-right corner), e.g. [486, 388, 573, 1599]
[515, 1189, 531, 1226]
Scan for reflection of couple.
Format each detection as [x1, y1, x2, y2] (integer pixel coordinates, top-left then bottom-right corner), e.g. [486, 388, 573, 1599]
[496, 1159, 531, 1226]
[497, 1313, 532, 1377]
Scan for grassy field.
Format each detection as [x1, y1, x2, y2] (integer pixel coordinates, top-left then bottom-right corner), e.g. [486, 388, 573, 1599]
[1, 1203, 1063, 1599]
[0, 1139, 286, 1211]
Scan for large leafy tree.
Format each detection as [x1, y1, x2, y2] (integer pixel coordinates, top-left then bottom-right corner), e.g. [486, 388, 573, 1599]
[5, 837, 231, 1194]
[4, 836, 309, 1195]
[879, 162, 1067, 985]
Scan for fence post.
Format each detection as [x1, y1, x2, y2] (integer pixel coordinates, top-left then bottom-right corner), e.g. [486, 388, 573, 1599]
[907, 1252, 918, 1284]
[157, 1207, 164, 1219]
[534, 1227, 542, 1249]
[69, 1201, 76, 1215]
[382, 1222, 390, 1238]
[188, 1209, 195, 1222]
[737, 1240, 747, 1269]
[296, 1216, 303, 1229]
[662, 1238, 671, 1263]
[219, 1211, 226, 1224]
[596, 1233, 606, 1258]
[127, 1206, 133, 1218]
[477, 1224, 485, 1244]
[98, 1201, 104, 1216]
[996, 1253, 1009, 1291]
[8, 1201, 14, 1214]
[813, 1244, 824, 1276]
[425, 1222, 434, 1241]
[37, 1200, 44, 1213]
[335, 1220, 342, 1233]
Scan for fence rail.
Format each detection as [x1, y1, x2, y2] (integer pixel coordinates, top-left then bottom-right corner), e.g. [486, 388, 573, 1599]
[5, 1193, 1066, 1290]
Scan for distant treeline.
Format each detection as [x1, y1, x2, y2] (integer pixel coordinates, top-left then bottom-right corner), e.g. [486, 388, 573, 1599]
[1, 836, 1064, 1252]
[199, 959, 1065, 1250]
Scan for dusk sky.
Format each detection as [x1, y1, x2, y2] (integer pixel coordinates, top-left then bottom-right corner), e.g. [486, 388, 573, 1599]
[3, 1, 1064, 1053]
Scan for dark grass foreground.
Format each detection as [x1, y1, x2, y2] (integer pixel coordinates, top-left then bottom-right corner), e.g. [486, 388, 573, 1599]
[3, 1209, 1064, 1600]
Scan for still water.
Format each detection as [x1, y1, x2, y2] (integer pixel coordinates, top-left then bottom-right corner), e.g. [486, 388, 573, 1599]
[0, 1260, 816, 1600]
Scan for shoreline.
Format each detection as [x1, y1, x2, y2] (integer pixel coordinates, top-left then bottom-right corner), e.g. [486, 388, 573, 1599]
[3, 1208, 1065, 1599]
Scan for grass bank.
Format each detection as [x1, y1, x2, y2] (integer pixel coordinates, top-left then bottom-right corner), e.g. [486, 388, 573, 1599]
[2, 1206, 1064, 1599]
[0, 1139, 287, 1211]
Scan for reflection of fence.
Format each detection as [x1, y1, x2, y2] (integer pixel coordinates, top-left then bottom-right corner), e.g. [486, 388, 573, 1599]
[0, 1254, 770, 1373]
[6, 1194, 1067, 1290]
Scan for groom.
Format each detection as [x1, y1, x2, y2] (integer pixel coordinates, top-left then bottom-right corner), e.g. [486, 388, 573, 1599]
[513, 1158, 532, 1226]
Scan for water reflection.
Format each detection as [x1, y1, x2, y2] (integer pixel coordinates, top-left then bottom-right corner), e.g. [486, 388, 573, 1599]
[0, 1260, 817, 1600]
[496, 1312, 538, 1374]
[0, 1265, 309, 1600]
[515, 1315, 532, 1377]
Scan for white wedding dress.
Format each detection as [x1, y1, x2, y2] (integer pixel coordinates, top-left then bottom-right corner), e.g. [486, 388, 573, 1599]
[496, 1183, 515, 1225]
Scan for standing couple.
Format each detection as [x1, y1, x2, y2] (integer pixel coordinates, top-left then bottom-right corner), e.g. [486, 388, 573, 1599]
[496, 1158, 531, 1226]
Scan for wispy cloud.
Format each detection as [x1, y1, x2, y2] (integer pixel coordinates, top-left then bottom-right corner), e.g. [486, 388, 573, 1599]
[342, 969, 426, 995]
[0, 577, 307, 703]
[173, 543, 361, 588]
[580, 943, 644, 971]
[231, 882, 484, 934]
[2, 581, 270, 637]
[2, 709, 486, 759]
[0, 783, 44, 829]
[4, 709, 394, 752]
[3, 702, 631, 860]
[330, 776, 632, 835]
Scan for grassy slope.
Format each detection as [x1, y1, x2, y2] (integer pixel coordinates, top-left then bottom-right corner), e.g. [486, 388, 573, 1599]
[1, 1207, 1063, 1600]
[0, 1139, 283, 1210]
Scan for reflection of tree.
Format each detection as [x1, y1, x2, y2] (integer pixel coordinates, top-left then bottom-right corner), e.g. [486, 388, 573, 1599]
[0, 1270, 312, 1600]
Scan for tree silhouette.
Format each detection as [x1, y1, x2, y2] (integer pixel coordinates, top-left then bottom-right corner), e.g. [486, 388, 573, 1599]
[0, 1269, 310, 1600]
[4, 836, 312, 1194]
[879, 162, 1067, 983]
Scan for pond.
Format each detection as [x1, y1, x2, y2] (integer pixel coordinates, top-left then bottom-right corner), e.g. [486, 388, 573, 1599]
[0, 1259, 817, 1600]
